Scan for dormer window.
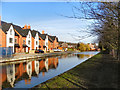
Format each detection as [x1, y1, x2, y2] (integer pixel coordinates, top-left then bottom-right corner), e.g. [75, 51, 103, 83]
[10, 29, 12, 35]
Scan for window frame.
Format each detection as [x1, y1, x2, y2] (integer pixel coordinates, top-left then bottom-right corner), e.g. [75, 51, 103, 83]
[23, 40, 25, 44]
[28, 40, 30, 45]
[15, 38, 17, 44]
[9, 38, 13, 43]
[10, 29, 12, 35]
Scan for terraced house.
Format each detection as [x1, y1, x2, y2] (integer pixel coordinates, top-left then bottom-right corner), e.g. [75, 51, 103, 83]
[0, 21, 59, 53]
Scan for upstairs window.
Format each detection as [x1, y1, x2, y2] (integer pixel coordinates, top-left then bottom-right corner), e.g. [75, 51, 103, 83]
[9, 38, 13, 43]
[23, 40, 25, 44]
[10, 29, 12, 35]
[15, 39, 17, 44]
[36, 41, 38, 45]
[28, 40, 30, 45]
[46, 42, 48, 46]
[29, 34, 30, 38]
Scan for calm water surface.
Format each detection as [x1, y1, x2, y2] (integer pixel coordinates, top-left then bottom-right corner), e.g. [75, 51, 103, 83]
[0, 51, 99, 89]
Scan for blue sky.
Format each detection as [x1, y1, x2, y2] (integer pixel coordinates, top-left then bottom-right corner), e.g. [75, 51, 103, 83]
[2, 2, 97, 43]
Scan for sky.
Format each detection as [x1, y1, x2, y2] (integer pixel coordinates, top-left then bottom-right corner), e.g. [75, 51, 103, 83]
[1, 2, 98, 43]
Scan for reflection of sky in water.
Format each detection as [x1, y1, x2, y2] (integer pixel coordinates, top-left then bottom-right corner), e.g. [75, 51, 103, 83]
[2, 51, 99, 89]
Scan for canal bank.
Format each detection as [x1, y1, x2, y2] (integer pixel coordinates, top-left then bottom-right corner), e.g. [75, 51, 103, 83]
[0, 51, 74, 63]
[33, 52, 119, 89]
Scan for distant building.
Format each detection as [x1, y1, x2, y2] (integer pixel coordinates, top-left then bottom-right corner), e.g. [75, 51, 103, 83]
[88, 43, 99, 51]
[58, 41, 77, 50]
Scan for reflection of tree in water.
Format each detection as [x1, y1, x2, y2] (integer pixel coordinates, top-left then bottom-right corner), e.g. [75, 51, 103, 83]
[60, 54, 75, 59]
[77, 54, 92, 59]
[77, 54, 85, 59]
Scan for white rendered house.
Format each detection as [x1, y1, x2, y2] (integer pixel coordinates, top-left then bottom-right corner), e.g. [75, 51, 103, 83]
[26, 30, 32, 52]
[6, 25, 15, 53]
[34, 32, 39, 50]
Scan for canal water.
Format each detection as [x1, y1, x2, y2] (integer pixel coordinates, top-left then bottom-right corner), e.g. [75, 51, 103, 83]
[0, 51, 99, 89]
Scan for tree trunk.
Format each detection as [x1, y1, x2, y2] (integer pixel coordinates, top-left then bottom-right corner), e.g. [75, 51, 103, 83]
[118, 1, 120, 60]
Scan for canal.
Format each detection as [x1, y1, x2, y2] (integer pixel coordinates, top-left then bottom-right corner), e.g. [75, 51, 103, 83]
[0, 51, 99, 89]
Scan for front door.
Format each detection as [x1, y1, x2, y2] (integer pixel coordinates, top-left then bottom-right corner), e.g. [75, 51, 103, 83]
[24, 47, 26, 52]
[28, 47, 30, 52]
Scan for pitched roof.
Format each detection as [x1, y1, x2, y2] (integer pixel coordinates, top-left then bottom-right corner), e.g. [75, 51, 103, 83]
[20, 29, 31, 37]
[1, 21, 59, 42]
[31, 30, 41, 38]
[13, 24, 26, 37]
[49, 36, 56, 41]
[31, 30, 36, 38]
[1, 21, 30, 37]
[15, 32, 19, 36]
[48, 37, 53, 43]
[39, 34, 47, 40]
[1, 21, 12, 33]
[49, 35, 58, 42]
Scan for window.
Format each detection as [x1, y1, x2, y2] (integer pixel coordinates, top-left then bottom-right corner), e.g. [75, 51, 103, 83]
[28, 40, 30, 45]
[36, 41, 38, 45]
[9, 38, 13, 43]
[15, 39, 17, 44]
[46, 42, 48, 46]
[29, 34, 30, 38]
[10, 29, 12, 35]
[23, 40, 25, 44]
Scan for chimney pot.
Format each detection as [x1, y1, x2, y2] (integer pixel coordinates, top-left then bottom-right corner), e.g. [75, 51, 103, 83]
[23, 24, 27, 29]
[42, 30, 44, 34]
[27, 24, 31, 29]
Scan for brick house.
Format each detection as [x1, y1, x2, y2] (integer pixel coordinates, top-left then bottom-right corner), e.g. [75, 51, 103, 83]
[0, 21, 15, 53]
[0, 21, 59, 53]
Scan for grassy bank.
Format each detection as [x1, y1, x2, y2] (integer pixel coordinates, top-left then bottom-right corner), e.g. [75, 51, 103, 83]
[33, 52, 119, 89]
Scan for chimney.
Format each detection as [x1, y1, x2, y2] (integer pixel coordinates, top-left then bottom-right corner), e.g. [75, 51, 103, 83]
[27, 24, 31, 29]
[23, 24, 27, 29]
[42, 30, 44, 34]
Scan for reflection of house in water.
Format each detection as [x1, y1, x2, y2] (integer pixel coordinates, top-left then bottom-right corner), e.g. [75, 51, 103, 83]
[2, 57, 59, 88]
[26, 61, 32, 79]
[6, 64, 15, 87]
[34, 61, 39, 76]
[45, 58, 48, 72]
[40, 57, 59, 76]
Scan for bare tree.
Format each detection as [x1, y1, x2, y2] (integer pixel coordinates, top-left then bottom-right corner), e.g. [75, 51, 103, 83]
[65, 2, 119, 59]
